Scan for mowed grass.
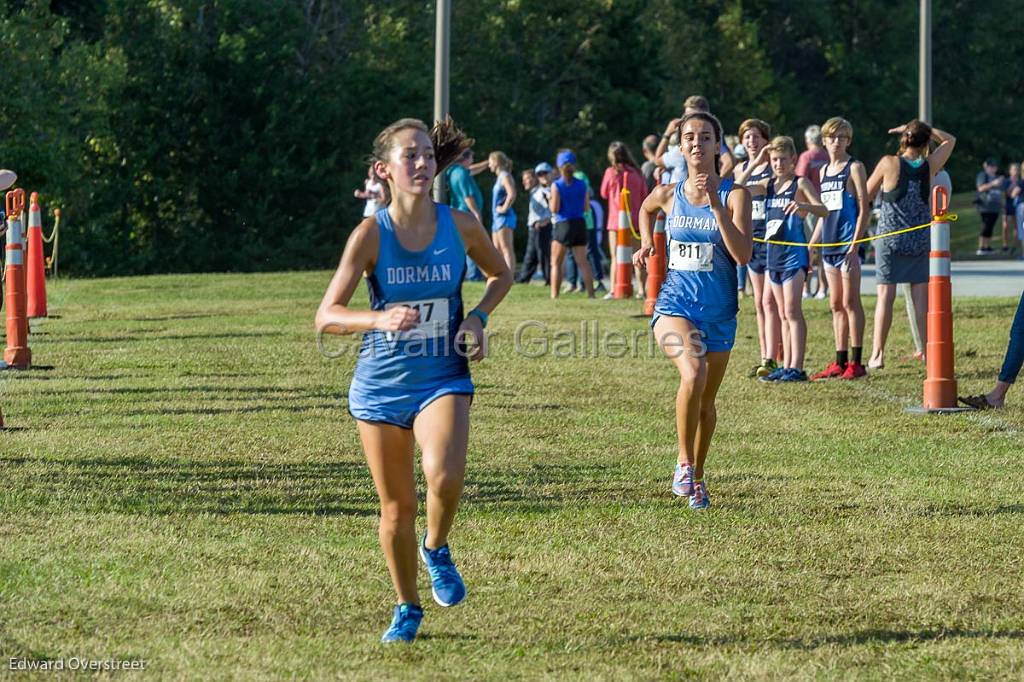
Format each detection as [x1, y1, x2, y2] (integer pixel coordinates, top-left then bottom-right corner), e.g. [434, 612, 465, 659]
[1, 270, 1023, 681]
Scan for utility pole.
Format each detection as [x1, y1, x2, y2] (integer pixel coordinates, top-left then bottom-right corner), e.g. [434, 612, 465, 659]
[433, 0, 451, 203]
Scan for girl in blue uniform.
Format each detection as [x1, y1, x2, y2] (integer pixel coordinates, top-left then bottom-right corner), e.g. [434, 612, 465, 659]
[316, 118, 512, 643]
[732, 118, 781, 379]
[759, 136, 828, 383]
[549, 150, 596, 299]
[808, 117, 870, 380]
[488, 151, 518, 273]
[634, 112, 752, 510]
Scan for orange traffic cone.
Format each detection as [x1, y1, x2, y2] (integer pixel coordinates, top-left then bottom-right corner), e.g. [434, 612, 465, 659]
[613, 186, 634, 299]
[3, 189, 31, 369]
[26, 192, 47, 318]
[643, 211, 667, 316]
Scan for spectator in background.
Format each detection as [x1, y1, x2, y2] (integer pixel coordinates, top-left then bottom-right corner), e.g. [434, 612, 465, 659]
[487, 151, 518, 273]
[865, 120, 956, 369]
[549, 150, 595, 298]
[600, 141, 648, 300]
[516, 164, 553, 285]
[732, 142, 749, 298]
[975, 158, 1004, 255]
[655, 95, 735, 184]
[1002, 163, 1022, 255]
[562, 152, 606, 294]
[354, 165, 386, 217]
[1010, 161, 1024, 259]
[640, 134, 661, 190]
[796, 124, 830, 301]
[446, 149, 487, 280]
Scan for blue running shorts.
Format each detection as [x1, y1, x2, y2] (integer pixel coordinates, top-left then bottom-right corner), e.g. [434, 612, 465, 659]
[651, 314, 738, 353]
[348, 377, 474, 429]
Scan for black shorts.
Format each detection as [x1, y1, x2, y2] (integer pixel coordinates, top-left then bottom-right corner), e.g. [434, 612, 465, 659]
[980, 212, 999, 238]
[553, 218, 587, 247]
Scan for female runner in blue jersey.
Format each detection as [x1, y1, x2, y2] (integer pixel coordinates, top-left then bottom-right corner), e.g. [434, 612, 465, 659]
[316, 118, 512, 642]
[808, 117, 870, 380]
[633, 112, 752, 510]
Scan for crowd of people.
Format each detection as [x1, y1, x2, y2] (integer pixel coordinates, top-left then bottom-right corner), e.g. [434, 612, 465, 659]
[973, 157, 1024, 257]
[332, 104, 1023, 643]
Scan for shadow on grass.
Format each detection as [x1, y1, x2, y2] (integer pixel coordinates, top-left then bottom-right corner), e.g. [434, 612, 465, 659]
[41, 331, 284, 344]
[0, 456, 635, 517]
[646, 627, 1024, 648]
[2, 455, 377, 516]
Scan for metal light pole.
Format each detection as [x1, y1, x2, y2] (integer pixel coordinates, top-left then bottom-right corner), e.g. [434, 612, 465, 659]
[906, 0, 932, 356]
[919, 0, 931, 123]
[433, 0, 451, 203]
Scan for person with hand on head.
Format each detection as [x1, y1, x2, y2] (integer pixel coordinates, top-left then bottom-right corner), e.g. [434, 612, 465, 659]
[316, 117, 512, 644]
[865, 120, 955, 369]
[634, 111, 752, 510]
[655, 95, 735, 185]
[758, 136, 829, 383]
[808, 117, 870, 380]
[733, 118, 781, 378]
[355, 164, 386, 218]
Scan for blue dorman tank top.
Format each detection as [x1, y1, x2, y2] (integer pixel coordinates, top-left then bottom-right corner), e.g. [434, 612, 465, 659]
[353, 204, 469, 389]
[819, 159, 859, 256]
[742, 161, 772, 239]
[654, 179, 738, 323]
[765, 177, 810, 272]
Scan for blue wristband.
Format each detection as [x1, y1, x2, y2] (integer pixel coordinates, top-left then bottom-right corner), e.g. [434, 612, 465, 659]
[468, 308, 489, 328]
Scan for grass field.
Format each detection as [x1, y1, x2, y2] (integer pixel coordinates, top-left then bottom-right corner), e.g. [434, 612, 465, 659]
[1, 266, 1023, 680]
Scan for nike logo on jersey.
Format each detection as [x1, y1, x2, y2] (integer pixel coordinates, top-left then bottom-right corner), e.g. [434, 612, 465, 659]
[433, 248, 448, 256]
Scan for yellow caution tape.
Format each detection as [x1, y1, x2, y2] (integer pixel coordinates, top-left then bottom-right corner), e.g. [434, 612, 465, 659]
[756, 213, 958, 248]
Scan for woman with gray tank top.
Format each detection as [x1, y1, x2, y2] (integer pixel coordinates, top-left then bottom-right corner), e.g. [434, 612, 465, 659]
[865, 120, 956, 369]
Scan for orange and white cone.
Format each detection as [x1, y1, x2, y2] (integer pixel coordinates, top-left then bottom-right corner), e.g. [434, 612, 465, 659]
[643, 211, 667, 316]
[613, 186, 634, 299]
[4, 189, 31, 369]
[26, 192, 47, 318]
[922, 186, 956, 410]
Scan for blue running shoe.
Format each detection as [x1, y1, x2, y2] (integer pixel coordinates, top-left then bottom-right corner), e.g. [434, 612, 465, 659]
[779, 368, 808, 382]
[420, 537, 466, 607]
[759, 367, 787, 383]
[381, 602, 423, 643]
[689, 480, 711, 510]
[672, 463, 694, 497]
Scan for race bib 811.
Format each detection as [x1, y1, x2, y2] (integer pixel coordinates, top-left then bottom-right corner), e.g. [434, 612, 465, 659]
[668, 240, 713, 272]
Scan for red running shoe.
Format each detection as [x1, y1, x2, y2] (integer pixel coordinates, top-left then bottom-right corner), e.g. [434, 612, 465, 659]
[840, 362, 867, 379]
[811, 361, 846, 380]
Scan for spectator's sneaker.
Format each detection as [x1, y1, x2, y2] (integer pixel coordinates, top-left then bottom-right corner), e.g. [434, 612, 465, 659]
[381, 603, 424, 643]
[420, 537, 466, 607]
[750, 358, 778, 378]
[815, 290, 827, 300]
[603, 292, 615, 300]
[689, 480, 711, 510]
[672, 464, 694, 497]
[811, 361, 846, 380]
[779, 368, 809, 382]
[839, 362, 867, 380]
[802, 290, 811, 300]
[759, 366, 787, 382]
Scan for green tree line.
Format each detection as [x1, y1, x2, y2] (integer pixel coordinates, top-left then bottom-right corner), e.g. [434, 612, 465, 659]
[0, 0, 1017, 275]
